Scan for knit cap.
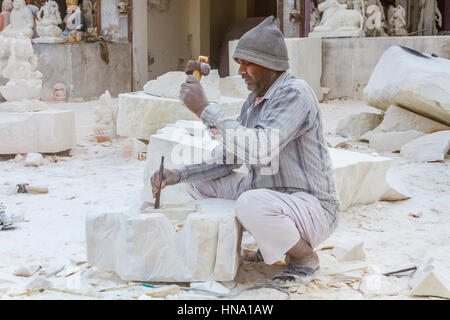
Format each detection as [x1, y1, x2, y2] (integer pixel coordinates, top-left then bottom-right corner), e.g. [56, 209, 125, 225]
[233, 16, 289, 71]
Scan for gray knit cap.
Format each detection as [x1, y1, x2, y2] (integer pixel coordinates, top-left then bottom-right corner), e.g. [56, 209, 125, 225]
[233, 16, 289, 71]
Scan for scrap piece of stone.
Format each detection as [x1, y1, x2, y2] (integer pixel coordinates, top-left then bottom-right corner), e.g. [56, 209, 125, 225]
[219, 75, 250, 99]
[400, 131, 450, 162]
[116, 92, 243, 140]
[364, 45, 450, 126]
[326, 136, 350, 148]
[359, 274, 399, 295]
[24, 153, 44, 166]
[335, 112, 383, 140]
[361, 105, 449, 142]
[379, 169, 411, 201]
[332, 241, 367, 262]
[410, 259, 450, 299]
[143, 70, 221, 103]
[25, 276, 53, 290]
[369, 130, 425, 153]
[144, 285, 181, 298]
[13, 264, 40, 277]
[0, 110, 75, 155]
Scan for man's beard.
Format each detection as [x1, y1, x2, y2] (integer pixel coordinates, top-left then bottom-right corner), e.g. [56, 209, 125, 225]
[242, 75, 259, 94]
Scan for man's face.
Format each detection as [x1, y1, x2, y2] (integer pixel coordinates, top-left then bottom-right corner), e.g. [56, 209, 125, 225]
[237, 58, 275, 97]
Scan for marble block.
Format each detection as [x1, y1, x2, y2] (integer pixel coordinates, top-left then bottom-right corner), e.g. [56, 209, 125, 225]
[410, 259, 450, 299]
[369, 130, 425, 153]
[308, 30, 365, 38]
[364, 45, 450, 126]
[336, 112, 383, 140]
[86, 199, 241, 282]
[330, 149, 392, 210]
[142, 121, 394, 211]
[219, 75, 250, 100]
[116, 91, 243, 140]
[143, 70, 221, 103]
[0, 109, 75, 154]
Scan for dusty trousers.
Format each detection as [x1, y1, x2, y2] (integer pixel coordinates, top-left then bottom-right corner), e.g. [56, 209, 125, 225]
[186, 172, 330, 265]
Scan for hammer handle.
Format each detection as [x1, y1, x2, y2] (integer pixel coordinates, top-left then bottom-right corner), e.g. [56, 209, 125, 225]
[24, 186, 49, 194]
[193, 56, 209, 81]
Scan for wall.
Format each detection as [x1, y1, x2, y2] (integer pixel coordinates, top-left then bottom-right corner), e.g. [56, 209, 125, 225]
[34, 43, 132, 101]
[321, 36, 450, 100]
[147, 0, 191, 80]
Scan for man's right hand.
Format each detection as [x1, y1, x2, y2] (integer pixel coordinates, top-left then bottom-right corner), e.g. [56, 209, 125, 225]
[150, 168, 181, 199]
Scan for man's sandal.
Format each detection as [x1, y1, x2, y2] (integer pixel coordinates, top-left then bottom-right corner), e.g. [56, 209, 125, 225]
[243, 249, 264, 263]
[269, 263, 319, 288]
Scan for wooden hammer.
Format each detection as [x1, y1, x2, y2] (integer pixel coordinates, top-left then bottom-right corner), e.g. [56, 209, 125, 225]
[193, 56, 209, 81]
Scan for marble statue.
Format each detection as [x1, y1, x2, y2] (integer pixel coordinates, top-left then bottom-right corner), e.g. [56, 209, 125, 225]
[309, 0, 364, 38]
[0, 37, 42, 100]
[0, 36, 11, 86]
[94, 90, 118, 142]
[1, 0, 34, 38]
[53, 83, 66, 101]
[364, 4, 387, 37]
[60, 0, 85, 42]
[418, 0, 442, 36]
[388, 5, 408, 36]
[82, 0, 95, 29]
[34, 1, 63, 43]
[0, 0, 13, 32]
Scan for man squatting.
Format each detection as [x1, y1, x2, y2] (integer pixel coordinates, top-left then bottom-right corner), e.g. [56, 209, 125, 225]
[150, 16, 341, 286]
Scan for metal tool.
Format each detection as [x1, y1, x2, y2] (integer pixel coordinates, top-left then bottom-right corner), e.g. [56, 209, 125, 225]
[383, 266, 417, 277]
[16, 183, 48, 194]
[154, 156, 165, 209]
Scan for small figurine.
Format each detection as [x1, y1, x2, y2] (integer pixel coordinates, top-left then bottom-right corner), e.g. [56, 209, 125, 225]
[0, 0, 13, 32]
[1, 0, 35, 38]
[60, 0, 85, 42]
[35, 1, 63, 42]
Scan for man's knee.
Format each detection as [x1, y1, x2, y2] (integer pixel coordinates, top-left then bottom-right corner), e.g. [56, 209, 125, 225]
[236, 189, 268, 223]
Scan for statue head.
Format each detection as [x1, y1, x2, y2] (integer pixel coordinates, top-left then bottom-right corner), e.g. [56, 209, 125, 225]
[2, 0, 13, 12]
[66, 0, 79, 6]
[53, 83, 67, 101]
[13, 0, 26, 10]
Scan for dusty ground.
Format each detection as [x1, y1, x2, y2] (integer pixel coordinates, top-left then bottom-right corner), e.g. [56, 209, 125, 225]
[0, 98, 449, 300]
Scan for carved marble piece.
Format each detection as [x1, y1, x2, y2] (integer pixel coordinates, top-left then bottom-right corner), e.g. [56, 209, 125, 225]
[60, 2, 85, 42]
[388, 5, 408, 36]
[0, 37, 42, 101]
[94, 90, 118, 142]
[1, 0, 34, 39]
[0, 0, 13, 32]
[34, 0, 63, 43]
[309, 0, 364, 38]
[418, 0, 442, 36]
[364, 4, 387, 37]
[53, 83, 66, 101]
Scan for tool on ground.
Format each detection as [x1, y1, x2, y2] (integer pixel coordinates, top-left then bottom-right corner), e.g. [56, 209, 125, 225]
[382, 265, 417, 277]
[154, 156, 165, 209]
[193, 55, 209, 81]
[16, 183, 48, 194]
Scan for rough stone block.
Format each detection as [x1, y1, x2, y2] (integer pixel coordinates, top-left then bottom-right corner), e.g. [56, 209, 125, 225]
[143, 70, 221, 103]
[400, 131, 450, 162]
[379, 169, 411, 201]
[86, 199, 240, 282]
[219, 75, 250, 100]
[143, 121, 394, 211]
[361, 105, 449, 142]
[331, 149, 393, 210]
[116, 92, 243, 140]
[332, 241, 367, 262]
[364, 45, 450, 126]
[0, 110, 75, 155]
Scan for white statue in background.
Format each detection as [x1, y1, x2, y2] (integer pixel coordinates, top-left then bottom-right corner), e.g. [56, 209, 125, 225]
[1, 0, 34, 39]
[94, 90, 118, 142]
[388, 5, 408, 36]
[0, 37, 42, 101]
[418, 0, 442, 36]
[35, 0, 63, 42]
[365, 4, 387, 37]
[312, 0, 363, 33]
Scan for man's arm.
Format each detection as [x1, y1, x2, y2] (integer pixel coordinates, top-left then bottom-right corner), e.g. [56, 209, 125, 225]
[201, 85, 313, 167]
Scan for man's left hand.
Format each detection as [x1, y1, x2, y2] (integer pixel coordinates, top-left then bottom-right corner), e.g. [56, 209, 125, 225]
[180, 75, 209, 118]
